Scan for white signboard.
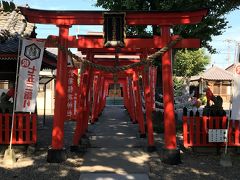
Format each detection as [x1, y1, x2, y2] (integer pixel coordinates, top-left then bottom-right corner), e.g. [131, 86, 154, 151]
[15, 39, 45, 112]
[208, 129, 228, 142]
[231, 63, 240, 120]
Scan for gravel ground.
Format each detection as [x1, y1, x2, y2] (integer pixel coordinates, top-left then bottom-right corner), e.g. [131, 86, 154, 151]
[148, 149, 240, 180]
[148, 133, 240, 180]
[0, 116, 240, 180]
[0, 116, 84, 180]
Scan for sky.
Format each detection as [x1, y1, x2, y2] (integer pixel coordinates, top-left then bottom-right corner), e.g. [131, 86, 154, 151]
[13, 0, 240, 69]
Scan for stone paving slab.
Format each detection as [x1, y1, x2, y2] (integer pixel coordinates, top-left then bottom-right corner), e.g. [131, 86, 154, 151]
[79, 148, 149, 174]
[79, 173, 149, 180]
[79, 106, 150, 179]
[90, 136, 144, 148]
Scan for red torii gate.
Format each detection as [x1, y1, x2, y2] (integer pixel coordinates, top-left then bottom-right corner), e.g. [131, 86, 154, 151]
[20, 7, 207, 164]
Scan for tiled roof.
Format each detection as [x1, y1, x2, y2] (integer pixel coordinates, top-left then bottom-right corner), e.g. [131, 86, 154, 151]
[0, 9, 35, 54]
[0, 9, 35, 42]
[225, 64, 235, 73]
[0, 9, 57, 69]
[191, 66, 233, 81]
[0, 36, 19, 53]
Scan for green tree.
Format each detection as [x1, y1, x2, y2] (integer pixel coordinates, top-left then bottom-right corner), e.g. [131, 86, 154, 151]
[96, 0, 240, 53]
[0, 1, 15, 12]
[173, 48, 210, 77]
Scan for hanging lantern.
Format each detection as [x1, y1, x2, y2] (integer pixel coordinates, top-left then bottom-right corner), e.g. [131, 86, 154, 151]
[103, 12, 125, 48]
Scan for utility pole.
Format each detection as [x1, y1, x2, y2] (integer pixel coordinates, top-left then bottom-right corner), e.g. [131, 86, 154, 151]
[225, 39, 240, 65]
[225, 39, 232, 66]
[236, 42, 240, 63]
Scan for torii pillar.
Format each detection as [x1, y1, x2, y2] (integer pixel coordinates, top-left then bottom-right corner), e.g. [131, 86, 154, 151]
[161, 26, 181, 164]
[47, 25, 70, 163]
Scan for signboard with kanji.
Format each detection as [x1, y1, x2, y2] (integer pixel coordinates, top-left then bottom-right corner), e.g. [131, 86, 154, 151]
[15, 39, 44, 112]
[66, 67, 78, 119]
[103, 12, 125, 48]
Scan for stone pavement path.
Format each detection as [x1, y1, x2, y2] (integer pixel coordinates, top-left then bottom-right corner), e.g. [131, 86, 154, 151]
[79, 105, 150, 180]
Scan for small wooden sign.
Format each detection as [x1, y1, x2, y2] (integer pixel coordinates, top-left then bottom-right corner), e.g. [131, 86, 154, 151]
[208, 129, 227, 142]
[103, 12, 125, 48]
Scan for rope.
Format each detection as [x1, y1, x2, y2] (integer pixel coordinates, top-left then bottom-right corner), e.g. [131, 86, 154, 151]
[48, 36, 182, 73]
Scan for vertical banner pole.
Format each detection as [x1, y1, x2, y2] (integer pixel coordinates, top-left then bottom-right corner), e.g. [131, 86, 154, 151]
[9, 38, 22, 151]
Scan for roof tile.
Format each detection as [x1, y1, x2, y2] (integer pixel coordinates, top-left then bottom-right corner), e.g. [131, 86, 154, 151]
[191, 66, 233, 81]
[0, 9, 34, 43]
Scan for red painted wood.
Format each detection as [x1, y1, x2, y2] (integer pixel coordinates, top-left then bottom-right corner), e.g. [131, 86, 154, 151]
[189, 113, 194, 146]
[149, 67, 156, 111]
[216, 116, 220, 129]
[20, 7, 207, 26]
[79, 47, 156, 55]
[81, 72, 90, 134]
[182, 115, 189, 147]
[125, 77, 130, 117]
[92, 75, 101, 123]
[133, 71, 145, 135]
[43, 36, 200, 49]
[26, 113, 30, 142]
[12, 114, 16, 143]
[122, 83, 127, 109]
[195, 115, 200, 146]
[101, 78, 106, 111]
[52, 25, 70, 149]
[235, 121, 240, 145]
[161, 26, 177, 150]
[228, 120, 233, 145]
[126, 76, 133, 121]
[202, 116, 208, 145]
[209, 116, 213, 129]
[84, 69, 94, 130]
[143, 67, 154, 146]
[66, 68, 79, 120]
[222, 115, 227, 129]
[128, 76, 136, 123]
[102, 81, 108, 110]
[97, 76, 104, 116]
[32, 114, 37, 143]
[73, 73, 85, 145]
[18, 114, 23, 142]
[182, 113, 240, 147]
[0, 113, 36, 144]
[18, 6, 208, 150]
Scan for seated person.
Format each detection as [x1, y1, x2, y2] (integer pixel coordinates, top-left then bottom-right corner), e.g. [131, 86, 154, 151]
[204, 84, 215, 107]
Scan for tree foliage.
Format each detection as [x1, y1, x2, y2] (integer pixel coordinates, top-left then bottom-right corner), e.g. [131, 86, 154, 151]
[96, 0, 240, 53]
[173, 48, 210, 77]
[0, 1, 16, 12]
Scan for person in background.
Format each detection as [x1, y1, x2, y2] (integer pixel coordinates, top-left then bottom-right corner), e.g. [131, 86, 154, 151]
[204, 83, 215, 107]
[0, 81, 15, 103]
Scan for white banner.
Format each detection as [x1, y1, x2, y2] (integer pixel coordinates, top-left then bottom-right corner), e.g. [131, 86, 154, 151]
[15, 39, 45, 112]
[231, 63, 240, 120]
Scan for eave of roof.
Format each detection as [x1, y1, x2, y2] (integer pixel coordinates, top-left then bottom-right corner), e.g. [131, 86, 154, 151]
[190, 66, 233, 81]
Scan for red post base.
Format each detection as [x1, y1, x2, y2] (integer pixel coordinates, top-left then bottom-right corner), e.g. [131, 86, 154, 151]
[160, 148, 181, 165]
[47, 148, 67, 163]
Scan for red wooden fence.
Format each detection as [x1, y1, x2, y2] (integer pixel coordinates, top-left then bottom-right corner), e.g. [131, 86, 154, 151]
[183, 109, 240, 147]
[0, 113, 37, 144]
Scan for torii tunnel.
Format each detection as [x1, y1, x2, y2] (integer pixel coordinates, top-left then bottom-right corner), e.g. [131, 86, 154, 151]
[20, 7, 207, 164]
